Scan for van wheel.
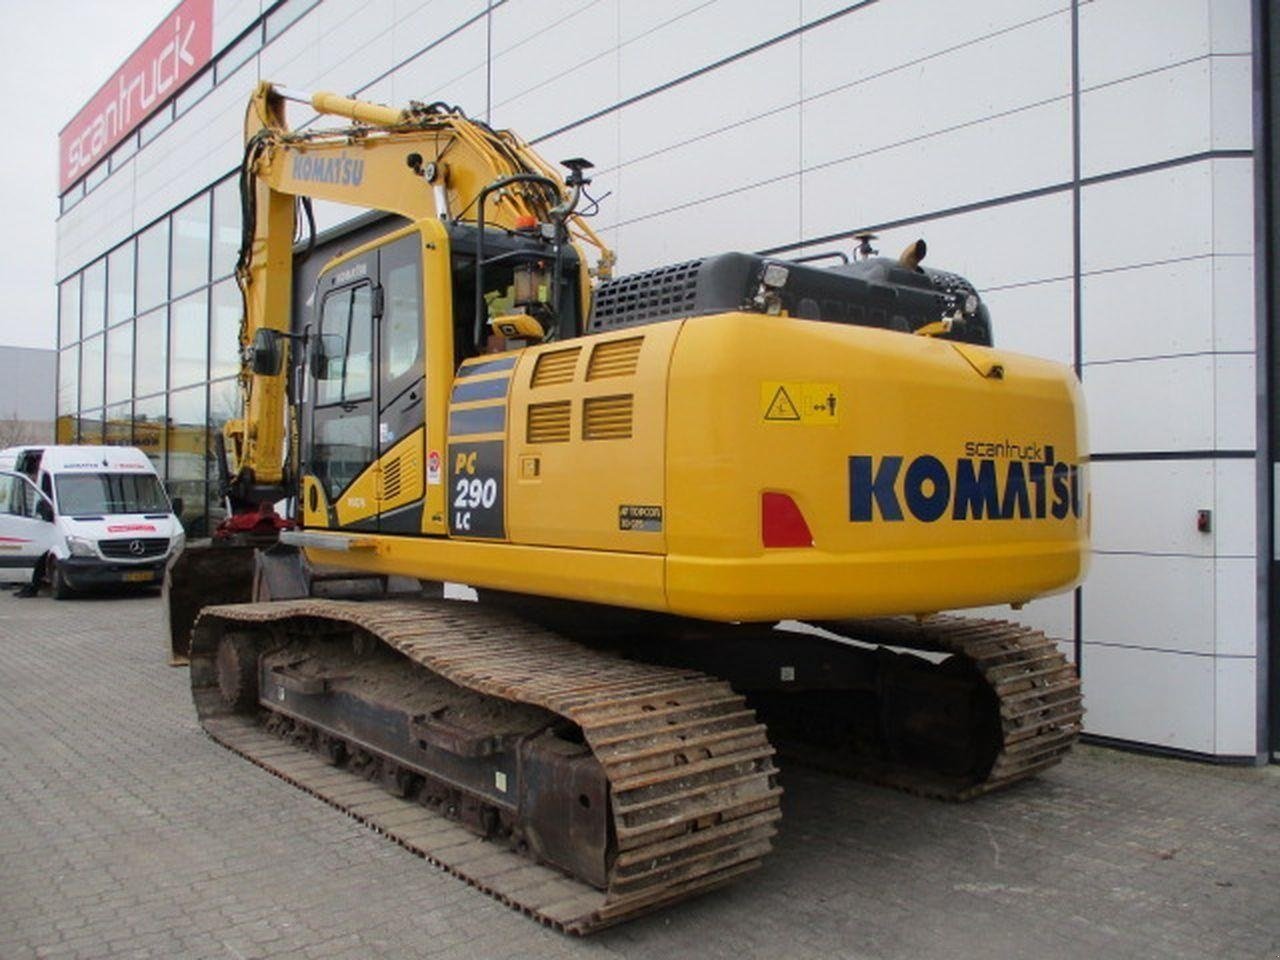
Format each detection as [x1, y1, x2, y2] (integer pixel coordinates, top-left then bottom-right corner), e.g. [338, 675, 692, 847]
[50, 560, 74, 600]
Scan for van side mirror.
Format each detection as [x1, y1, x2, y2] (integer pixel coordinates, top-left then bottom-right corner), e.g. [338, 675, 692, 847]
[171, 496, 184, 518]
[251, 329, 286, 376]
[310, 333, 345, 380]
[36, 498, 53, 523]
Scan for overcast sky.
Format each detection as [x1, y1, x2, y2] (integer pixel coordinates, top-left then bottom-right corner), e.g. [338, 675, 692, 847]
[0, 0, 175, 352]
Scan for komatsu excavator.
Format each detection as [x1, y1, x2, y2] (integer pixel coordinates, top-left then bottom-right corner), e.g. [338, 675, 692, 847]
[169, 82, 1088, 933]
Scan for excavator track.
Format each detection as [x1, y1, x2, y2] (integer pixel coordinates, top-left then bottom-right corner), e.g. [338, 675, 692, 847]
[189, 598, 781, 934]
[808, 616, 1084, 800]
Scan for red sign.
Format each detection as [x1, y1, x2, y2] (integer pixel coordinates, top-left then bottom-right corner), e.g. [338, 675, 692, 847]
[107, 524, 157, 533]
[59, 0, 214, 192]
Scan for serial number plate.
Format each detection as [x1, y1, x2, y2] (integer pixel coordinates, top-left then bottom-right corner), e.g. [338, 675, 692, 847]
[122, 570, 156, 582]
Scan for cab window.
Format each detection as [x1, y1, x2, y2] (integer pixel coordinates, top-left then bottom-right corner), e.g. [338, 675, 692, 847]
[316, 284, 374, 406]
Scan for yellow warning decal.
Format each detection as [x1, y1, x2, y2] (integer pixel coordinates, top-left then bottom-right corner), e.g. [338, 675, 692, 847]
[761, 382, 840, 424]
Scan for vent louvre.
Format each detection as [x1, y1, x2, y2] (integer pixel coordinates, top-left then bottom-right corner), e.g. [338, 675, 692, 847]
[531, 347, 581, 387]
[587, 337, 643, 380]
[527, 401, 572, 443]
[378, 456, 403, 501]
[583, 395, 634, 441]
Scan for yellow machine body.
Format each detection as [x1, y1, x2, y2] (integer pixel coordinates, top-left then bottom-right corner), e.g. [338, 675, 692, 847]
[294, 224, 1087, 622]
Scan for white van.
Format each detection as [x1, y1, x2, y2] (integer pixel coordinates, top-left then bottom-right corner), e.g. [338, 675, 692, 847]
[0, 445, 185, 598]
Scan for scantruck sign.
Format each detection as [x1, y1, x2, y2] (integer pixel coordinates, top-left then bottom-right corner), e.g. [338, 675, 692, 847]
[59, 0, 213, 192]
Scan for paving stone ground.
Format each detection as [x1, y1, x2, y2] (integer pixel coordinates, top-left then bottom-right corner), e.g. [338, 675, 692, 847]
[0, 584, 1277, 960]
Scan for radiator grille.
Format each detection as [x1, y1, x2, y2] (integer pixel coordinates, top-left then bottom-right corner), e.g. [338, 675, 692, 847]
[582, 395, 634, 441]
[587, 337, 643, 380]
[531, 347, 581, 387]
[99, 537, 170, 560]
[589, 259, 702, 330]
[527, 401, 572, 443]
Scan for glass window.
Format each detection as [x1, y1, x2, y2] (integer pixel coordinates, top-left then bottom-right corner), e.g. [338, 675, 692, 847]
[266, 0, 319, 40]
[80, 333, 105, 410]
[169, 383, 208, 534]
[208, 377, 238, 528]
[210, 279, 242, 380]
[383, 257, 422, 383]
[55, 472, 169, 516]
[58, 346, 78, 416]
[108, 242, 135, 326]
[82, 259, 106, 336]
[137, 219, 170, 314]
[105, 402, 132, 446]
[317, 284, 373, 405]
[139, 103, 173, 146]
[175, 71, 214, 117]
[106, 321, 133, 405]
[135, 307, 168, 397]
[212, 177, 241, 280]
[133, 394, 167, 474]
[216, 25, 262, 84]
[61, 182, 85, 214]
[85, 161, 109, 193]
[172, 194, 211, 297]
[59, 276, 81, 347]
[56, 416, 76, 444]
[169, 289, 209, 389]
[80, 410, 105, 445]
[110, 133, 138, 171]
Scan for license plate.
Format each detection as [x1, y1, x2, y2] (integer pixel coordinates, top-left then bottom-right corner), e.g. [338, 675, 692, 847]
[123, 570, 156, 583]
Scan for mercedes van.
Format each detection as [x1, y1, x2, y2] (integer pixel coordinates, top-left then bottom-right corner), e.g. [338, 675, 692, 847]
[0, 445, 185, 598]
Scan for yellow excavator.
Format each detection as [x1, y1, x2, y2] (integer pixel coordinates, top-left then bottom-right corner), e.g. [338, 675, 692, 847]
[167, 82, 1088, 933]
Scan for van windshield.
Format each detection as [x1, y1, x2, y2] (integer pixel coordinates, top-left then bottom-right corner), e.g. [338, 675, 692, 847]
[55, 473, 170, 517]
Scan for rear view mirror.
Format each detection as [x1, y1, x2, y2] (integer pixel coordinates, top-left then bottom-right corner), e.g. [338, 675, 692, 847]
[310, 333, 345, 380]
[36, 498, 53, 523]
[251, 329, 286, 376]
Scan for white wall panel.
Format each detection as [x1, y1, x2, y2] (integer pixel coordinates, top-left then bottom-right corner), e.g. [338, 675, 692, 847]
[391, 0, 487, 64]
[491, 0, 617, 113]
[801, 13, 1069, 172]
[213, 0, 261, 51]
[968, 590, 1077, 653]
[618, 0, 799, 102]
[802, 101, 1071, 242]
[616, 39, 798, 171]
[57, 170, 138, 279]
[619, 0, 708, 45]
[385, 18, 488, 109]
[1080, 61, 1211, 179]
[1089, 460, 1213, 556]
[1080, 163, 1212, 273]
[1209, 0, 1252, 54]
[1083, 554, 1214, 655]
[1078, 0, 1211, 89]
[1083, 355, 1213, 453]
[1213, 457, 1257, 556]
[1211, 55, 1254, 150]
[493, 55, 619, 141]
[881, 192, 1074, 293]
[800, 0, 1067, 101]
[1081, 642, 1214, 752]
[313, 3, 397, 102]
[1215, 556, 1257, 656]
[614, 178, 800, 274]
[258, 5, 320, 87]
[1211, 157, 1255, 255]
[1214, 656, 1257, 755]
[1214, 354, 1256, 452]
[614, 109, 799, 226]
[1212, 254, 1256, 351]
[981, 280, 1073, 366]
[1081, 257, 1212, 363]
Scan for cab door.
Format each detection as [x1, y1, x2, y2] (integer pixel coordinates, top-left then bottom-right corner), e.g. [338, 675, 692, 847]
[0, 471, 55, 566]
[310, 251, 379, 531]
[305, 233, 427, 534]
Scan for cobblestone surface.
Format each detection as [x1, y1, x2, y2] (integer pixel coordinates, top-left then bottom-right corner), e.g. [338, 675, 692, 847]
[1, 585, 1277, 960]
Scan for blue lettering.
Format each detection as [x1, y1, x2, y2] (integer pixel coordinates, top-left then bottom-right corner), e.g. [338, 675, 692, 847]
[904, 455, 950, 522]
[999, 461, 1030, 519]
[849, 456, 903, 522]
[952, 458, 1000, 520]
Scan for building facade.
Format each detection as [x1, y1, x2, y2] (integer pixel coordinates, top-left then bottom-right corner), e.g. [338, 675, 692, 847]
[54, 0, 1276, 761]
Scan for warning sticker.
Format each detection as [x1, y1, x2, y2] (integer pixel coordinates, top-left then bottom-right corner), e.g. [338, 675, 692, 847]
[761, 382, 840, 424]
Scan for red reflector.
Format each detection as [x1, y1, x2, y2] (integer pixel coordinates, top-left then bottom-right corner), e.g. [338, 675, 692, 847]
[514, 214, 539, 231]
[762, 492, 814, 548]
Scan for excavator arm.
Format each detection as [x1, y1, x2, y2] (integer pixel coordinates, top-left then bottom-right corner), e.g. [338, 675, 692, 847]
[222, 81, 613, 510]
